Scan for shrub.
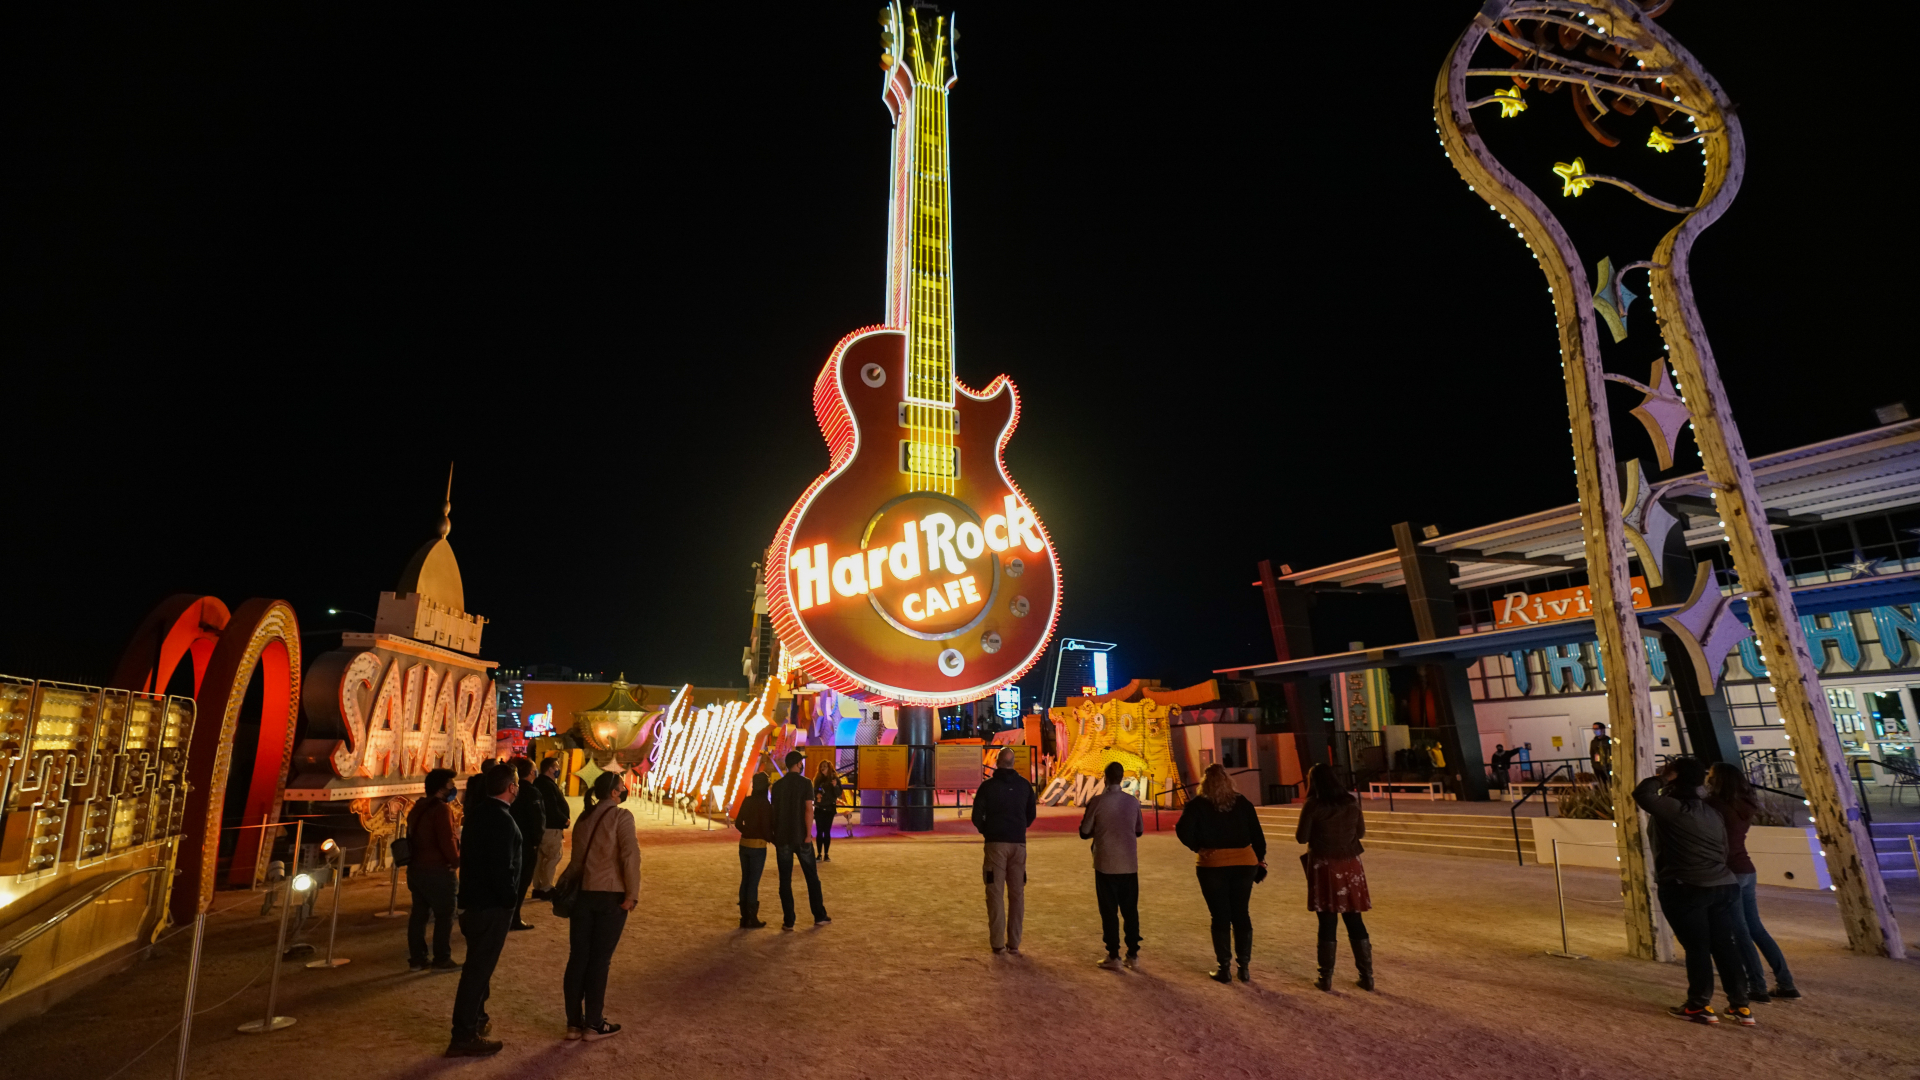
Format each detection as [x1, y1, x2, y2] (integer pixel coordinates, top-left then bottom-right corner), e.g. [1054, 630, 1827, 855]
[1557, 782, 1615, 820]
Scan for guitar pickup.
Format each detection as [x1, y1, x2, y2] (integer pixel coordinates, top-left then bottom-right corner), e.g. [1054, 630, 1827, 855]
[898, 402, 957, 430]
[899, 442, 959, 478]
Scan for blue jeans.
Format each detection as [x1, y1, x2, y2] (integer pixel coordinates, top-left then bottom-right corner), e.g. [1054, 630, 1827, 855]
[775, 843, 828, 925]
[1732, 872, 1794, 991]
[738, 845, 767, 908]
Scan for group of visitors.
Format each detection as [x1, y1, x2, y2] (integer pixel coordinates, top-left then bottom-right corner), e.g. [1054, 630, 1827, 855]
[953, 747, 1374, 991]
[1634, 755, 1799, 1027]
[413, 757, 641, 1058]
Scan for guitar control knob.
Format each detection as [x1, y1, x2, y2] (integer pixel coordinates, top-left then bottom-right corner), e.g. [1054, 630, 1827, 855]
[860, 363, 886, 387]
[1005, 558, 1024, 578]
[1009, 596, 1029, 617]
[937, 648, 965, 677]
[979, 631, 1002, 654]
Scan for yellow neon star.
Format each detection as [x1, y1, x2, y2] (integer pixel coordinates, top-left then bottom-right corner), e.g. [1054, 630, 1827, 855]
[1552, 157, 1594, 198]
[1495, 87, 1527, 118]
[1646, 128, 1676, 153]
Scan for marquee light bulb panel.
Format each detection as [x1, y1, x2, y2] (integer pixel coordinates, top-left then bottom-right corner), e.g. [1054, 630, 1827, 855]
[642, 683, 776, 819]
[1433, 0, 1904, 959]
[764, 3, 1062, 708]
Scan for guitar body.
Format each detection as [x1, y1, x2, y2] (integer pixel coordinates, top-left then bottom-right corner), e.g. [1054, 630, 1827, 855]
[767, 327, 1061, 706]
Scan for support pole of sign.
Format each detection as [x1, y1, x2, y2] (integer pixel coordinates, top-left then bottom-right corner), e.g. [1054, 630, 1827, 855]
[240, 821, 302, 1033]
[1546, 840, 1586, 960]
[374, 817, 406, 918]
[173, 911, 207, 1080]
[897, 708, 935, 832]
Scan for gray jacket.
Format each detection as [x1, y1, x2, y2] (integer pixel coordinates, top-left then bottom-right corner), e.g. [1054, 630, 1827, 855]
[1077, 786, 1144, 874]
[1632, 776, 1735, 887]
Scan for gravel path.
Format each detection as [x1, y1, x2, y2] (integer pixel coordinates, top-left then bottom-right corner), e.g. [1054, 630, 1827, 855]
[10, 802, 1919, 1080]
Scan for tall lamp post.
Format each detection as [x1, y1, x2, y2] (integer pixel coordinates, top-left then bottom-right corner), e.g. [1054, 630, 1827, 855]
[1434, 0, 1902, 959]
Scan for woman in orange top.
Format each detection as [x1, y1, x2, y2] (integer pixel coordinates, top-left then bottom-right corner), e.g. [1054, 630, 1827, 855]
[1295, 763, 1372, 992]
[1175, 764, 1268, 984]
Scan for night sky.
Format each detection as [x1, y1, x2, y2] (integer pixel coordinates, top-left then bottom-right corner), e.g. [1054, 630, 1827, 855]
[7, 4, 1913, 697]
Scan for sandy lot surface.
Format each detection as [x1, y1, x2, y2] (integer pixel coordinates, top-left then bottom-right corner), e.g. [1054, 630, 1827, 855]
[10, 801, 1920, 1080]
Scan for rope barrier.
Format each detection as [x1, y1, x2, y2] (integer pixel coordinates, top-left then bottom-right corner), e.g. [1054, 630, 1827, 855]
[101, 957, 274, 1080]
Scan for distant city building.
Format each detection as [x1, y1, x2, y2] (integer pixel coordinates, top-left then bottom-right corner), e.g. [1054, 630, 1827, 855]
[1048, 639, 1117, 708]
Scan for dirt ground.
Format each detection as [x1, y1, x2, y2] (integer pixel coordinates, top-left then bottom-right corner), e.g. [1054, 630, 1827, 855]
[10, 802, 1920, 1080]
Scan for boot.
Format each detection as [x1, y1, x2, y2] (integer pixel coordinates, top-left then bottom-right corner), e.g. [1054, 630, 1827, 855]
[1353, 937, 1375, 992]
[1315, 941, 1336, 992]
[741, 902, 766, 929]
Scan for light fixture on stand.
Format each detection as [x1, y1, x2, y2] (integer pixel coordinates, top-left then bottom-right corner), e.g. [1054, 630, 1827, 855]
[240, 821, 310, 1033]
[306, 839, 351, 969]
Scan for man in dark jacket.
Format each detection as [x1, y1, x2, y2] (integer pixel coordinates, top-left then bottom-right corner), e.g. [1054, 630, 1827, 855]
[769, 750, 830, 930]
[1590, 723, 1613, 785]
[1633, 757, 1752, 1026]
[507, 757, 545, 930]
[448, 761, 522, 1057]
[406, 768, 462, 971]
[971, 746, 1037, 954]
[530, 755, 572, 900]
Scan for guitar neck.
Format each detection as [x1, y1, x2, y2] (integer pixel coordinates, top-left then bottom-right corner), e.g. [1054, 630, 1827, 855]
[891, 10, 957, 494]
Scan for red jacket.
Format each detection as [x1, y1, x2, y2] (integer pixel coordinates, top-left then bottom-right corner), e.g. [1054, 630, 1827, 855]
[408, 796, 461, 871]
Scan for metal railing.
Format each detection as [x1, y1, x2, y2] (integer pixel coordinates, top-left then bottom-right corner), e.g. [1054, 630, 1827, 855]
[0, 861, 172, 967]
[1509, 763, 1573, 866]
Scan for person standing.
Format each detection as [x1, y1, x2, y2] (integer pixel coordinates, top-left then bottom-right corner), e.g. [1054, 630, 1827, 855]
[406, 769, 462, 972]
[530, 755, 572, 901]
[972, 746, 1038, 955]
[1633, 757, 1754, 1026]
[446, 761, 523, 1057]
[1078, 761, 1144, 970]
[813, 759, 842, 862]
[1590, 723, 1613, 786]
[734, 771, 773, 929]
[770, 750, 831, 930]
[1706, 763, 1800, 1002]
[508, 757, 545, 930]
[1176, 764, 1266, 984]
[1295, 764, 1374, 992]
[559, 771, 640, 1042]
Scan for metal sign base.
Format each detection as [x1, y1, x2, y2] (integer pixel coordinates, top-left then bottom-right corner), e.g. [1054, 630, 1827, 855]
[1544, 950, 1588, 960]
[237, 1016, 296, 1033]
[305, 957, 350, 968]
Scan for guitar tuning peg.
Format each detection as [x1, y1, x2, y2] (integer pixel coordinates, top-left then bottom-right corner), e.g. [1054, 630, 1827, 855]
[881, 30, 894, 46]
[878, 6, 893, 26]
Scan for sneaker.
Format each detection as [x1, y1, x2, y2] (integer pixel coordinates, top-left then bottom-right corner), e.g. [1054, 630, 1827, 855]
[444, 1038, 503, 1057]
[1770, 985, 1802, 1000]
[1123, 953, 1139, 970]
[814, 917, 832, 926]
[992, 947, 1005, 954]
[1006, 946, 1023, 956]
[565, 1026, 584, 1041]
[1725, 1006, 1757, 1027]
[782, 923, 795, 932]
[582, 1020, 622, 1042]
[1668, 1004, 1718, 1025]
[510, 920, 535, 931]
[408, 959, 427, 972]
[1097, 955, 1123, 971]
[1748, 991, 1772, 1004]
[430, 958, 462, 971]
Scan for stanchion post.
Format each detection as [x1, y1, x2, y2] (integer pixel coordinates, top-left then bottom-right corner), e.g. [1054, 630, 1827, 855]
[1909, 835, 1918, 877]
[1546, 838, 1587, 960]
[173, 910, 208, 1080]
[240, 820, 303, 1033]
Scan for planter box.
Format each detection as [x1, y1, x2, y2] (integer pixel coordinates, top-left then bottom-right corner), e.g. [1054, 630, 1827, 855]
[1531, 817, 1620, 869]
[1531, 817, 1827, 890]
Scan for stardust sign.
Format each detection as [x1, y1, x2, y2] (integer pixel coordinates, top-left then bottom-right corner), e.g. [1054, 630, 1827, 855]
[765, 11, 1061, 707]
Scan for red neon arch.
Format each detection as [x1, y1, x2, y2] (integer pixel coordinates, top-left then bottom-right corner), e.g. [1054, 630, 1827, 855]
[107, 593, 231, 698]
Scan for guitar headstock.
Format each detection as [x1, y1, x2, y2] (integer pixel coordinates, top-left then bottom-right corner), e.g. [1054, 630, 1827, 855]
[879, 3, 957, 89]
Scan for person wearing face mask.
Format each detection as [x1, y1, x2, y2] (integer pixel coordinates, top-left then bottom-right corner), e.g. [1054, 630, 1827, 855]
[406, 768, 463, 972]
[559, 770, 641, 1042]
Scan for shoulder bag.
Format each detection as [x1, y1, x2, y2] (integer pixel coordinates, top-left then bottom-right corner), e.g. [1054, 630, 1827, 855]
[549, 804, 614, 919]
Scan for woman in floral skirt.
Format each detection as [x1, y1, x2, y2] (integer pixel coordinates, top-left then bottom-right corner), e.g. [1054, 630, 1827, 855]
[1296, 763, 1374, 991]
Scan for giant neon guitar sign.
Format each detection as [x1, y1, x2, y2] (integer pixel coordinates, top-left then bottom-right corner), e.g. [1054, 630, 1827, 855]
[767, 3, 1061, 707]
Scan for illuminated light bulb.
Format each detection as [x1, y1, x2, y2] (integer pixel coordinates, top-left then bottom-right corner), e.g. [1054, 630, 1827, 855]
[292, 873, 315, 893]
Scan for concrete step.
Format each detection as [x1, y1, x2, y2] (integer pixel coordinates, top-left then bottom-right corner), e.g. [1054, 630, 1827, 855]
[1354, 837, 1524, 862]
[1256, 807, 1533, 864]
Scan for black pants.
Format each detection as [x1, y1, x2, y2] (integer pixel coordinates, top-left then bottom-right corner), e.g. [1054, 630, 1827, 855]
[775, 842, 828, 925]
[738, 845, 767, 907]
[1195, 866, 1256, 965]
[514, 843, 540, 921]
[1317, 910, 1368, 944]
[450, 907, 510, 1041]
[1095, 872, 1141, 957]
[815, 814, 834, 858]
[1658, 881, 1748, 1008]
[562, 891, 628, 1027]
[405, 866, 456, 964]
